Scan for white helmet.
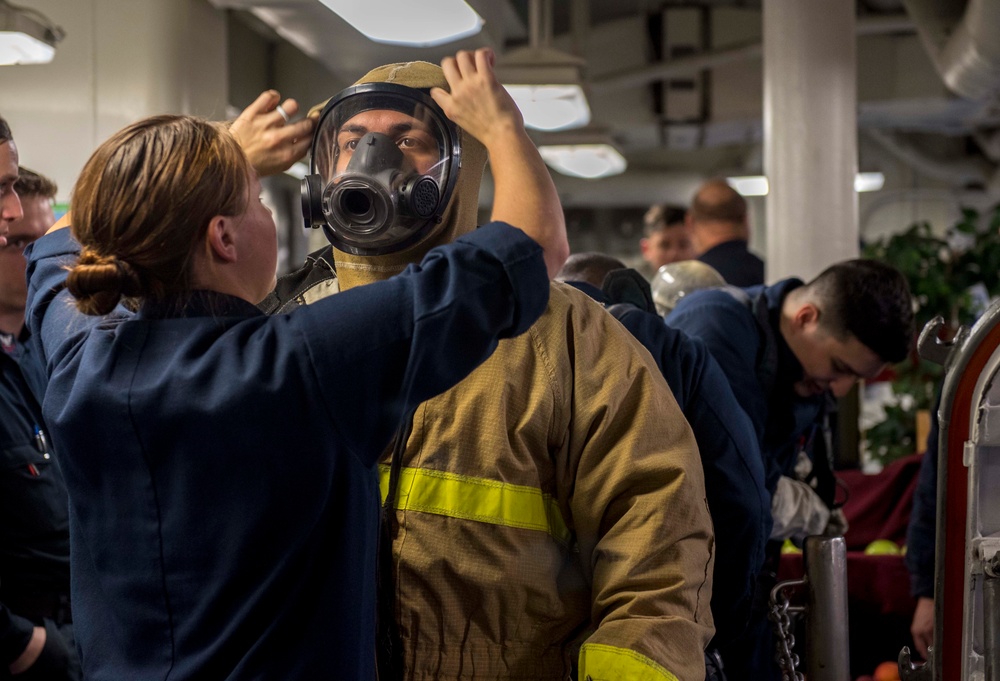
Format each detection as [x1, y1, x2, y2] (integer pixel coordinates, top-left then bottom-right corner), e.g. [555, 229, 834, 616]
[651, 260, 726, 316]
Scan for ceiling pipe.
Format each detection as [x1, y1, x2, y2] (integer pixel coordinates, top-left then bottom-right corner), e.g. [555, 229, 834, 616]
[974, 129, 1000, 162]
[864, 128, 995, 188]
[528, 0, 552, 50]
[570, 0, 589, 58]
[590, 14, 913, 95]
[901, 0, 1000, 101]
[479, 169, 704, 207]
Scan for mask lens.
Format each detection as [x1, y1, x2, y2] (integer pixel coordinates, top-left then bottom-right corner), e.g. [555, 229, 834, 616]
[343, 189, 373, 219]
[310, 86, 459, 255]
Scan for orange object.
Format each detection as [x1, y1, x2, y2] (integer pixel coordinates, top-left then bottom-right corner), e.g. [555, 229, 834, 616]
[874, 660, 900, 681]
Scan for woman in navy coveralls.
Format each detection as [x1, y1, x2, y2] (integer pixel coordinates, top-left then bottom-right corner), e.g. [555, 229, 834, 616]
[22, 49, 565, 681]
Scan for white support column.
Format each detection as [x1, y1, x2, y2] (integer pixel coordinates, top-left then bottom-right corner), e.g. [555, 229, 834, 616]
[763, 0, 858, 282]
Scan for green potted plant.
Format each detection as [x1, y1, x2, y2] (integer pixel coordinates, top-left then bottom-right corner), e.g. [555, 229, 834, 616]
[862, 206, 1000, 466]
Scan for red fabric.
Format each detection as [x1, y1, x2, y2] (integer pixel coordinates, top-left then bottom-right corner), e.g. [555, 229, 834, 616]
[777, 454, 924, 679]
[777, 552, 914, 617]
[839, 453, 923, 551]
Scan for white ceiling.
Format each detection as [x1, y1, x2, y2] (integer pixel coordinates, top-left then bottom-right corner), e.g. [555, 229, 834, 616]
[210, 0, 1000, 209]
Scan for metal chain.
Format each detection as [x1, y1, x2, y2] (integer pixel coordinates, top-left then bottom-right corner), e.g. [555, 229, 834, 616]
[769, 579, 806, 681]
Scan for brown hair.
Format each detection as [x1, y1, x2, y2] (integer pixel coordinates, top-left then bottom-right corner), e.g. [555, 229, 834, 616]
[0, 115, 11, 144]
[642, 203, 687, 237]
[15, 167, 57, 199]
[67, 115, 250, 315]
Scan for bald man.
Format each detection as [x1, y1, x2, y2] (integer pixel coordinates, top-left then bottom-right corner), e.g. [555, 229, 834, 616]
[687, 179, 764, 286]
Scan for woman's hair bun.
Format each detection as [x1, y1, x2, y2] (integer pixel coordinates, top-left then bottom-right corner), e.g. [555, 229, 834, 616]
[66, 248, 143, 316]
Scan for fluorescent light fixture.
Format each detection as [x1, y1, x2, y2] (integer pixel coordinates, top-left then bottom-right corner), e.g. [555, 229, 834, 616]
[0, 31, 52, 65]
[854, 172, 885, 192]
[497, 46, 591, 132]
[535, 127, 627, 179]
[538, 144, 626, 179]
[0, 2, 63, 65]
[726, 176, 770, 196]
[504, 84, 590, 132]
[726, 172, 886, 196]
[319, 0, 482, 47]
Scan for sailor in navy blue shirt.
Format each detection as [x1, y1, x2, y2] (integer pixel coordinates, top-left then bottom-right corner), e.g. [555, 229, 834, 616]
[26, 222, 548, 681]
[670, 279, 825, 493]
[686, 179, 764, 287]
[667, 260, 913, 681]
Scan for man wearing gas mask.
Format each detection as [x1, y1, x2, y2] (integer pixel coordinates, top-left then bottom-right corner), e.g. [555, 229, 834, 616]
[265, 49, 715, 681]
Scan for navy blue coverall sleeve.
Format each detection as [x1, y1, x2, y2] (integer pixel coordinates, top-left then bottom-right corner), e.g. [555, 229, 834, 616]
[613, 306, 770, 646]
[25, 222, 549, 466]
[906, 395, 939, 599]
[666, 290, 768, 443]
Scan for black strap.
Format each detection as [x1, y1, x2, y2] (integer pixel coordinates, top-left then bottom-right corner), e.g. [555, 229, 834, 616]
[600, 268, 657, 314]
[804, 395, 842, 509]
[258, 245, 337, 315]
[376, 410, 414, 681]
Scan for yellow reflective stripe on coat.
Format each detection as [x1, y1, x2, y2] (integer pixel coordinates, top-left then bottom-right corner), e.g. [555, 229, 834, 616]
[578, 643, 680, 681]
[378, 465, 571, 545]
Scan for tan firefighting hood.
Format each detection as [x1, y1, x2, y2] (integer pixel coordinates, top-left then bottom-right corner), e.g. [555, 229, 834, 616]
[309, 60, 488, 291]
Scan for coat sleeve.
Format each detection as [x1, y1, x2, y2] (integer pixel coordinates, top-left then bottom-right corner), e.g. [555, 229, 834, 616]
[562, 294, 715, 681]
[26, 223, 549, 470]
[610, 306, 769, 649]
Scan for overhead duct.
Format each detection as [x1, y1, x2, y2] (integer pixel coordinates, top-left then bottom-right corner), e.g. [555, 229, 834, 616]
[479, 169, 703, 208]
[590, 14, 913, 95]
[901, 0, 1000, 100]
[864, 128, 999, 190]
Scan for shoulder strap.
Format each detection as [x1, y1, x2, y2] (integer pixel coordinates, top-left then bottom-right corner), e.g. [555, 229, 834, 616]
[258, 246, 337, 315]
[601, 268, 656, 313]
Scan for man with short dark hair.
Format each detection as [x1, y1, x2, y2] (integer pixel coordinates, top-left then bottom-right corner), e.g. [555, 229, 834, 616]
[0, 116, 79, 680]
[639, 203, 693, 274]
[687, 179, 764, 286]
[667, 257, 915, 681]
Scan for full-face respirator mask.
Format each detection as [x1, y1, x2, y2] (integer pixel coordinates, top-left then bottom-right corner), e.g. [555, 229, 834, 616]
[301, 83, 462, 256]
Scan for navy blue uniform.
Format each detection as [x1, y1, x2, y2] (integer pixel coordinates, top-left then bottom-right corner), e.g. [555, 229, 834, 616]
[25, 224, 548, 681]
[667, 280, 825, 495]
[697, 240, 765, 288]
[0, 329, 76, 676]
[567, 281, 769, 650]
[667, 279, 826, 681]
